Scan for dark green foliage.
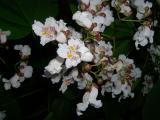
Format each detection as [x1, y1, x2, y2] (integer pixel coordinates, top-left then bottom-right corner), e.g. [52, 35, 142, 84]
[0, 0, 58, 39]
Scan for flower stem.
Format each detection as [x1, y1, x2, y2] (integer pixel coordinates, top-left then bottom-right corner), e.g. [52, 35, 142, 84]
[142, 53, 149, 70]
[117, 12, 144, 24]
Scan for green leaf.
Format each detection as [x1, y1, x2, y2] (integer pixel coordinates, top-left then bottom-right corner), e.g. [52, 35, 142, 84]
[69, 0, 78, 14]
[0, 94, 22, 120]
[142, 79, 160, 120]
[0, 0, 58, 40]
[45, 96, 76, 120]
[102, 96, 124, 120]
[103, 20, 135, 57]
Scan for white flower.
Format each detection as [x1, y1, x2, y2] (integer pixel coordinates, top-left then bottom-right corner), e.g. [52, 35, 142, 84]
[14, 45, 31, 57]
[2, 78, 11, 90]
[3, 74, 21, 90]
[142, 75, 154, 95]
[68, 27, 82, 39]
[133, 0, 152, 19]
[89, 0, 102, 12]
[57, 38, 93, 68]
[111, 74, 122, 97]
[59, 69, 78, 93]
[77, 73, 93, 89]
[19, 63, 33, 78]
[73, 11, 93, 28]
[112, 0, 131, 16]
[10, 74, 21, 88]
[83, 73, 93, 82]
[0, 29, 11, 44]
[133, 26, 154, 50]
[101, 81, 113, 95]
[0, 111, 6, 120]
[56, 32, 67, 43]
[77, 80, 87, 89]
[32, 17, 58, 45]
[57, 19, 68, 32]
[96, 41, 113, 56]
[59, 78, 74, 93]
[45, 57, 64, 75]
[98, 7, 114, 27]
[81, 0, 90, 5]
[79, 46, 94, 62]
[119, 82, 134, 101]
[32, 17, 68, 45]
[148, 44, 160, 56]
[76, 92, 90, 116]
[130, 67, 142, 79]
[120, 4, 132, 16]
[51, 74, 62, 84]
[92, 7, 114, 32]
[76, 86, 102, 116]
[118, 54, 134, 65]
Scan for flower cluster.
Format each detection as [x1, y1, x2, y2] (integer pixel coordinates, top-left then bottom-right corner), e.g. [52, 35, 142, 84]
[30, 0, 159, 116]
[101, 55, 141, 101]
[2, 45, 33, 90]
[73, 0, 114, 33]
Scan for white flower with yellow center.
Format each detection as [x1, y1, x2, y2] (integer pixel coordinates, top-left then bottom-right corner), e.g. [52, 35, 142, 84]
[32, 17, 58, 46]
[57, 38, 93, 68]
[32, 17, 68, 45]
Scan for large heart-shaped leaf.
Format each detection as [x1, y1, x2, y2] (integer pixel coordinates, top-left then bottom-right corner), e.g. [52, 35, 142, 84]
[0, 0, 58, 40]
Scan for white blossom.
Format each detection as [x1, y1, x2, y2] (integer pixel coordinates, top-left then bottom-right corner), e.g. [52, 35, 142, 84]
[51, 74, 62, 84]
[111, 0, 132, 16]
[68, 27, 82, 39]
[57, 38, 93, 68]
[32, 17, 68, 45]
[14, 45, 31, 57]
[132, 0, 152, 19]
[101, 81, 113, 95]
[0, 29, 11, 44]
[59, 69, 78, 93]
[76, 86, 102, 116]
[142, 75, 154, 95]
[2, 74, 20, 90]
[95, 41, 113, 56]
[19, 62, 33, 78]
[133, 26, 154, 50]
[45, 57, 64, 75]
[131, 67, 142, 79]
[73, 11, 93, 29]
